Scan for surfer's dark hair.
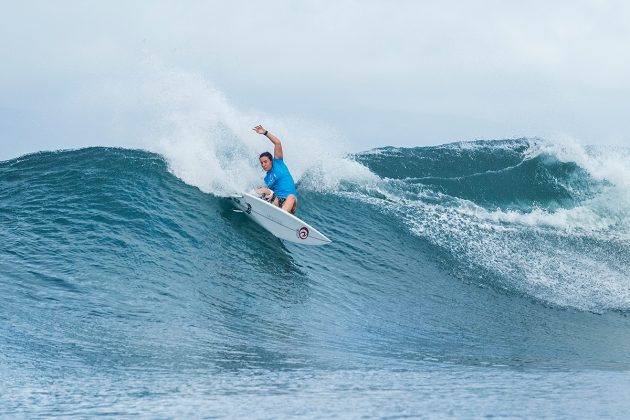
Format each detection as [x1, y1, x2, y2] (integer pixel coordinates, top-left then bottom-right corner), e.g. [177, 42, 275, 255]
[259, 152, 273, 161]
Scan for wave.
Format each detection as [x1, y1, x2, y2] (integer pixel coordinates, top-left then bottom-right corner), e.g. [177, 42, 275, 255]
[1, 139, 629, 319]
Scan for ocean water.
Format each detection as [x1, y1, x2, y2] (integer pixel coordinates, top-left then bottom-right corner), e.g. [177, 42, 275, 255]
[1, 139, 630, 418]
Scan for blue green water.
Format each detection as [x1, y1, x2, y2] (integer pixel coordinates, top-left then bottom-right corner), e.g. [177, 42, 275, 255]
[2, 140, 630, 417]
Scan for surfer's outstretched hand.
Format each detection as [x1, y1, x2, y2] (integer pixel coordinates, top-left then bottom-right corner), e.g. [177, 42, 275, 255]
[253, 125, 267, 135]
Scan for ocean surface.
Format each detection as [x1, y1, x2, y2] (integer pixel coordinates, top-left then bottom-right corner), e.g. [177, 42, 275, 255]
[1, 139, 630, 418]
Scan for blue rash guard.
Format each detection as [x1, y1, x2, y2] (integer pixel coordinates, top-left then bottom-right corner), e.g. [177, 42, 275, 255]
[264, 158, 297, 199]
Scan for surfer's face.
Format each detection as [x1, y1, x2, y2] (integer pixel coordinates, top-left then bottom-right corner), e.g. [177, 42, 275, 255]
[259, 156, 272, 172]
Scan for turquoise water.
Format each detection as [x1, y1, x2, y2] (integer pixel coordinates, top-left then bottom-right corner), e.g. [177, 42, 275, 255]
[2, 140, 629, 417]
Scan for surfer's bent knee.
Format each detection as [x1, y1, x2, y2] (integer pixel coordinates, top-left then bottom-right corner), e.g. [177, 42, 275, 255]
[276, 194, 297, 214]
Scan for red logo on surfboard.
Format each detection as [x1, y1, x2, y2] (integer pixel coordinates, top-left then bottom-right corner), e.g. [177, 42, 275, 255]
[297, 226, 309, 240]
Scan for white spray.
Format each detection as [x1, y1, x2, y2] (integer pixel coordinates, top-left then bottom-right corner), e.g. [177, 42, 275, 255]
[125, 61, 353, 196]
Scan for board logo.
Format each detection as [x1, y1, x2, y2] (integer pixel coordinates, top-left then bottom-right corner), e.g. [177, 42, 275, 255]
[245, 203, 252, 214]
[297, 226, 309, 240]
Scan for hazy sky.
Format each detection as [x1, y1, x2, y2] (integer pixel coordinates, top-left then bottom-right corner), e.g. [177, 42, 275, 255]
[2, 0, 630, 160]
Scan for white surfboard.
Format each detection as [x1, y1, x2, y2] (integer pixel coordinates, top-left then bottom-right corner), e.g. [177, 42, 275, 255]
[230, 192, 331, 246]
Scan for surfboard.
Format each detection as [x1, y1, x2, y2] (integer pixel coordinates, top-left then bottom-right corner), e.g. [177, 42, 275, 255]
[230, 192, 332, 245]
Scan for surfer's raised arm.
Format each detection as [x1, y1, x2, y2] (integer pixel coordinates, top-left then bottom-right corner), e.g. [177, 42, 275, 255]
[253, 125, 283, 159]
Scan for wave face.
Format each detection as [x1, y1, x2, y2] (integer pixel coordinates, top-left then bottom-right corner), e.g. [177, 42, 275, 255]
[2, 141, 630, 417]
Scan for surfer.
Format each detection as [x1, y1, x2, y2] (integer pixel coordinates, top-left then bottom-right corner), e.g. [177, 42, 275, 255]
[253, 125, 298, 214]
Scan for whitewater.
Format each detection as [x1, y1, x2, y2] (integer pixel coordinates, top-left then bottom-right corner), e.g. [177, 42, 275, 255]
[0, 64, 629, 417]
